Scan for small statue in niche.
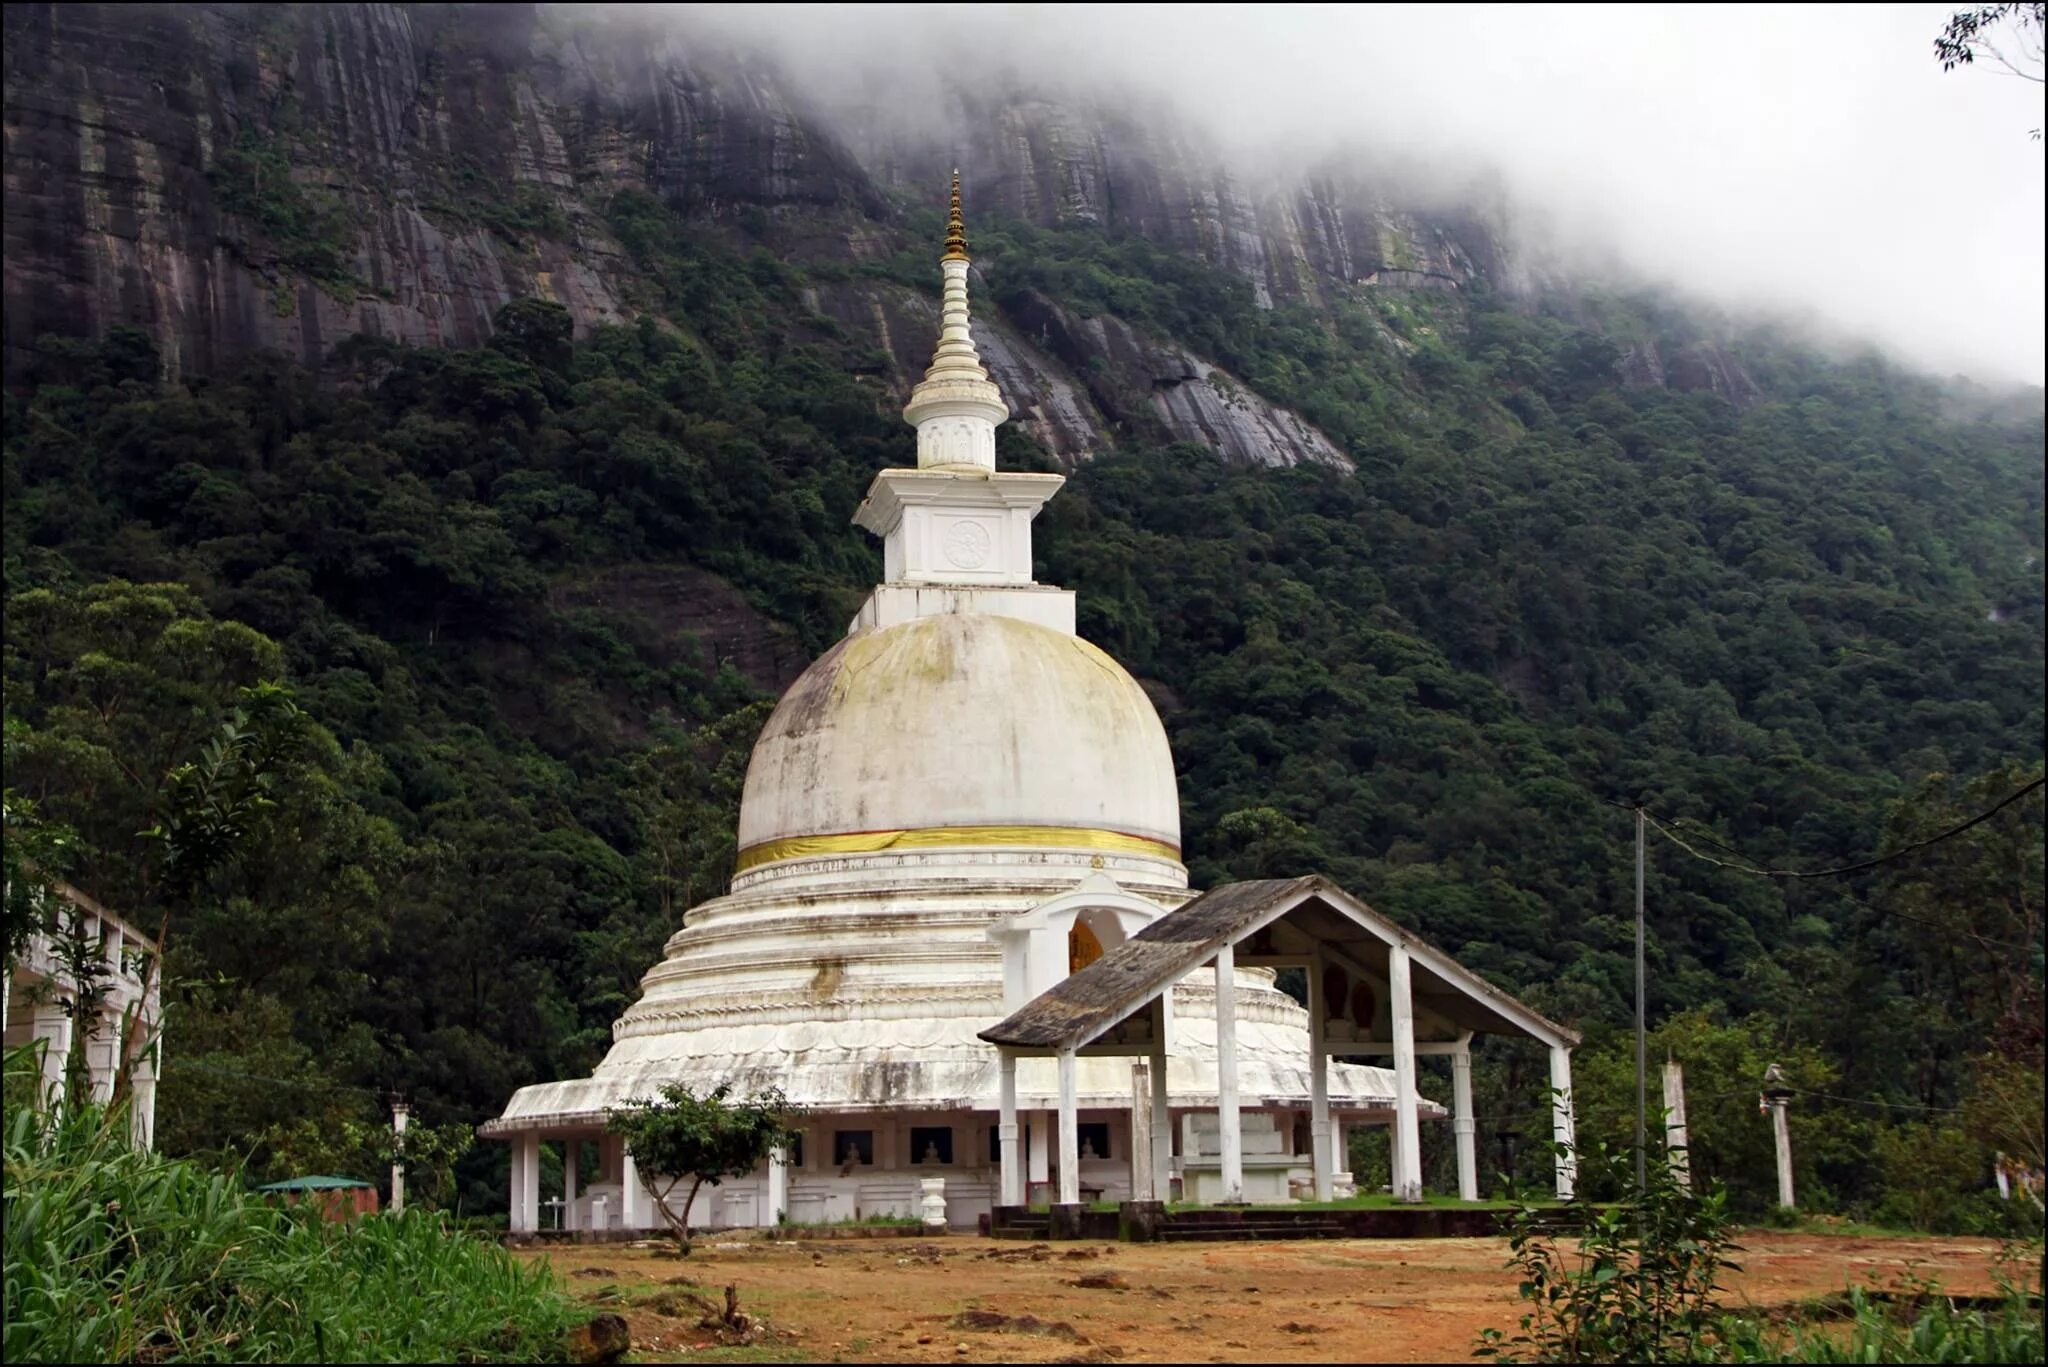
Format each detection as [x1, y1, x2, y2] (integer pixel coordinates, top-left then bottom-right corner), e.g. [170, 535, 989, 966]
[1079, 1136, 1097, 1161]
[922, 1140, 943, 1165]
[840, 1142, 861, 1176]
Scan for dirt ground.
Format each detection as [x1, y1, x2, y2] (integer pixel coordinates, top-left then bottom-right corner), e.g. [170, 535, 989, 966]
[523, 1229, 2011, 1364]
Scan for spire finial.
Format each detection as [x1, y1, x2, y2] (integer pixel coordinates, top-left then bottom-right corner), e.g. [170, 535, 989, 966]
[942, 168, 969, 262]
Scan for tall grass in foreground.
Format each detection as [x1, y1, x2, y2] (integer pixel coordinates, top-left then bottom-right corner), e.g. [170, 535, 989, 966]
[1718, 1279, 2046, 1364]
[4, 1059, 582, 1363]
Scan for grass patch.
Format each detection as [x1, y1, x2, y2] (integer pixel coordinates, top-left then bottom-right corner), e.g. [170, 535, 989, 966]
[4, 1048, 585, 1363]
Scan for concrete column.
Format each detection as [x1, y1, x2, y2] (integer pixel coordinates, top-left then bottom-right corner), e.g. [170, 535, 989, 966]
[391, 1103, 411, 1216]
[1452, 1034, 1478, 1201]
[562, 1137, 579, 1229]
[1129, 1061, 1154, 1203]
[1549, 1044, 1577, 1199]
[91, 996, 124, 1105]
[1027, 1109, 1050, 1203]
[1215, 943, 1243, 1203]
[129, 1027, 158, 1151]
[998, 1051, 1023, 1207]
[621, 1146, 643, 1229]
[1770, 1097, 1795, 1210]
[1389, 943, 1422, 1203]
[767, 1143, 787, 1226]
[1056, 1048, 1080, 1206]
[512, 1132, 541, 1233]
[32, 1000, 71, 1113]
[1663, 1061, 1691, 1190]
[1307, 954, 1333, 1201]
[1149, 1028, 1172, 1202]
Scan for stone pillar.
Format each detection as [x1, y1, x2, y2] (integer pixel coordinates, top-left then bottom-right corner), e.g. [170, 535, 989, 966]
[1453, 1035, 1479, 1202]
[621, 1146, 644, 1230]
[1549, 1045, 1577, 1200]
[1389, 944, 1422, 1203]
[1307, 954, 1333, 1201]
[1027, 1110, 1051, 1205]
[1663, 1060, 1691, 1190]
[1129, 1061, 1154, 1204]
[998, 1051, 1023, 1207]
[391, 1101, 411, 1217]
[562, 1137, 579, 1230]
[1056, 1048, 1080, 1206]
[1214, 943, 1244, 1203]
[32, 1000, 71, 1113]
[1769, 1095, 1796, 1210]
[129, 1026, 158, 1151]
[513, 1132, 541, 1235]
[1330, 1118, 1355, 1198]
[767, 1143, 787, 1227]
[1149, 1033, 1173, 1202]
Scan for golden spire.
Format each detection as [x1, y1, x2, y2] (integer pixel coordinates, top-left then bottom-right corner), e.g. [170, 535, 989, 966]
[942, 169, 969, 262]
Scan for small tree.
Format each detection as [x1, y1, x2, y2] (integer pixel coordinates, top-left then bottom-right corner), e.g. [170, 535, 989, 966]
[1477, 1120, 1743, 1364]
[605, 1083, 799, 1254]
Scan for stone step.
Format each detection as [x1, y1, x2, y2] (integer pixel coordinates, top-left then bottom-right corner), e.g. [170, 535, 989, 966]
[1159, 1227, 1350, 1242]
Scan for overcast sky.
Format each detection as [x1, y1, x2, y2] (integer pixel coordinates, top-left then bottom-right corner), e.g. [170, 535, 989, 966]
[670, 3, 2045, 388]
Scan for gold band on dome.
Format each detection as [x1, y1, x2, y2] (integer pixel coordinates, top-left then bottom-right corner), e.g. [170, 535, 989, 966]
[734, 825, 1181, 874]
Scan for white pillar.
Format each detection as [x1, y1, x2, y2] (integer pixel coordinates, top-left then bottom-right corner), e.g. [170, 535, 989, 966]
[1549, 1044, 1577, 1199]
[621, 1145, 643, 1230]
[998, 1051, 1023, 1207]
[1149, 1026, 1172, 1202]
[562, 1137, 579, 1229]
[767, 1143, 787, 1226]
[1453, 1034, 1478, 1202]
[1389, 943, 1422, 1203]
[1056, 1048, 1080, 1206]
[1770, 1097, 1796, 1210]
[391, 1102, 411, 1216]
[1130, 1061, 1154, 1203]
[1662, 1061, 1690, 1190]
[129, 1025, 158, 1151]
[512, 1132, 540, 1233]
[32, 1000, 71, 1113]
[1307, 955, 1333, 1201]
[1032, 1106, 1048, 1205]
[1214, 943, 1243, 1203]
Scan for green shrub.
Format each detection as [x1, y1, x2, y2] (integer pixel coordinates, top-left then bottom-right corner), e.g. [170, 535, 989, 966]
[1476, 1133, 1742, 1363]
[1719, 1268, 2045, 1363]
[2, 1047, 584, 1363]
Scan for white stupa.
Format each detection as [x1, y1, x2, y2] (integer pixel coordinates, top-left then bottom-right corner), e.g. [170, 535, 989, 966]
[486, 178, 1415, 1232]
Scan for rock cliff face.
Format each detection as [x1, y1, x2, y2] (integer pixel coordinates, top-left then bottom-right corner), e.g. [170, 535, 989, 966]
[1, 1, 1754, 467]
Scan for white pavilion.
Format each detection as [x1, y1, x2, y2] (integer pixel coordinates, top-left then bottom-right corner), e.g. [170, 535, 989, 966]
[484, 179, 1579, 1234]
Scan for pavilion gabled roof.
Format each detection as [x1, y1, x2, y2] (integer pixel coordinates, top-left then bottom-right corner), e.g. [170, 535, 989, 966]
[977, 874, 1578, 1054]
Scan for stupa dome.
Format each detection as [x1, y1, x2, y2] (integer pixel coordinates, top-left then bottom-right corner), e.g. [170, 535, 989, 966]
[734, 612, 1181, 875]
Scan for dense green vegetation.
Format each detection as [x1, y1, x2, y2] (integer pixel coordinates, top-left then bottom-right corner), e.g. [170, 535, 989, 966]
[1, 1049, 584, 1363]
[2, 181, 2040, 1228]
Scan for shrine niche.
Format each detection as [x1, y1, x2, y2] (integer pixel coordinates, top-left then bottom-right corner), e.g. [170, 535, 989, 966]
[1069, 919, 1105, 973]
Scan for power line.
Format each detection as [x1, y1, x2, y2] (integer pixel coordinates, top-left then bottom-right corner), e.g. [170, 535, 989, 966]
[1617, 775, 2043, 881]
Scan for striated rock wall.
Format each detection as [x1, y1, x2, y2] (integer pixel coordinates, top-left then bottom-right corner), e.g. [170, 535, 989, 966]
[3, 2, 1746, 462]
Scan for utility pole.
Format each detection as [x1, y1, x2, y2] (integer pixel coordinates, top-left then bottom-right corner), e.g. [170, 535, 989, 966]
[390, 1096, 410, 1216]
[1762, 1064, 1794, 1211]
[1635, 807, 1647, 1192]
